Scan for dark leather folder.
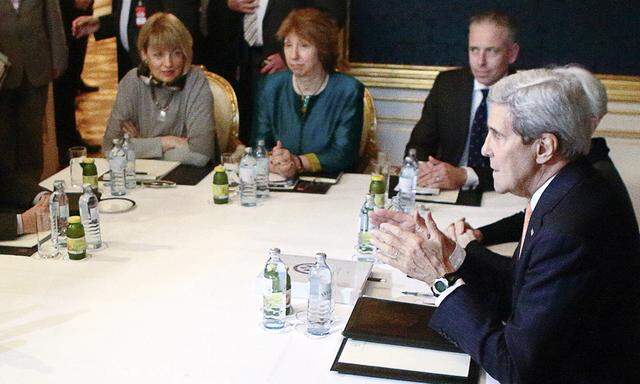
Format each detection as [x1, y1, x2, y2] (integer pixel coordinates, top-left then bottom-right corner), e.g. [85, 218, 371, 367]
[331, 297, 479, 383]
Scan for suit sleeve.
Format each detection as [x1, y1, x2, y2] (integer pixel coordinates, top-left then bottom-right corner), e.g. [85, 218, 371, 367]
[478, 211, 525, 246]
[430, 232, 597, 383]
[45, 0, 68, 74]
[405, 74, 442, 161]
[0, 212, 19, 241]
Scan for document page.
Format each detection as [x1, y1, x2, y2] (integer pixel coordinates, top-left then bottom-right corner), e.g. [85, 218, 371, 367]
[416, 190, 459, 204]
[338, 338, 471, 377]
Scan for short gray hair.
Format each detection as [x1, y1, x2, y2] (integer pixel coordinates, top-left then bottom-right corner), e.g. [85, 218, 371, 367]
[552, 65, 607, 133]
[488, 68, 592, 161]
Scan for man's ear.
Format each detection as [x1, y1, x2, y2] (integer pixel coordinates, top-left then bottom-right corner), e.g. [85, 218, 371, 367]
[535, 133, 559, 164]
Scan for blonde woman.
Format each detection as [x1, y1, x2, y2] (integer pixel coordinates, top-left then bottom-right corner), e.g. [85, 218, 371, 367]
[102, 13, 214, 166]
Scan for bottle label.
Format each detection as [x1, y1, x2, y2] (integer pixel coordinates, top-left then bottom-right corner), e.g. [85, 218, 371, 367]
[83, 175, 98, 189]
[310, 283, 332, 301]
[109, 157, 126, 172]
[257, 158, 269, 174]
[398, 176, 413, 193]
[212, 184, 229, 202]
[239, 167, 255, 183]
[89, 207, 99, 221]
[135, 4, 147, 27]
[67, 236, 86, 255]
[374, 193, 386, 209]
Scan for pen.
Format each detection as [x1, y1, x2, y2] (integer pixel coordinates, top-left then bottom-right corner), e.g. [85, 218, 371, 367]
[401, 291, 432, 297]
[136, 172, 148, 175]
[367, 277, 386, 283]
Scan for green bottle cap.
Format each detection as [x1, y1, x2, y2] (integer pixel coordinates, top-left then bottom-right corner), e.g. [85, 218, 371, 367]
[371, 174, 384, 181]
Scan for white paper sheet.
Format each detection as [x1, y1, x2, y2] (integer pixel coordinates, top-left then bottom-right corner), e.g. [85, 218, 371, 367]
[339, 338, 471, 377]
[0, 233, 38, 248]
[416, 190, 459, 204]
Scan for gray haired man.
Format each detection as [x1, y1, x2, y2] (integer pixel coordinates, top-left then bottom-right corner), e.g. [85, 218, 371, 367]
[371, 69, 640, 383]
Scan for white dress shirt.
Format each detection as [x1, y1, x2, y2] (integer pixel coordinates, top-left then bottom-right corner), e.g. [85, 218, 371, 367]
[10, 0, 20, 11]
[458, 79, 491, 189]
[251, 0, 269, 47]
[120, 0, 133, 52]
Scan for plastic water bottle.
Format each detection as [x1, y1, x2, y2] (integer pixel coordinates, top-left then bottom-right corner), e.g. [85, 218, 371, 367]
[263, 248, 287, 330]
[108, 138, 127, 196]
[307, 252, 333, 336]
[254, 139, 270, 198]
[122, 133, 137, 189]
[398, 154, 417, 213]
[79, 184, 102, 249]
[357, 194, 376, 261]
[239, 147, 257, 207]
[49, 180, 69, 247]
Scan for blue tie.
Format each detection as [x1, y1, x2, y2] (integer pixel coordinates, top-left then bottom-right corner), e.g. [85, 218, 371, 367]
[467, 89, 490, 168]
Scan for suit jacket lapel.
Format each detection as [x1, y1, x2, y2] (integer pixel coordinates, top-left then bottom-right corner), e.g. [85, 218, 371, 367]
[511, 158, 591, 299]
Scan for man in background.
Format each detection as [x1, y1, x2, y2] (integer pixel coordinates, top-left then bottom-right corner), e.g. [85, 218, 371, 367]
[0, 0, 68, 182]
[406, 10, 519, 191]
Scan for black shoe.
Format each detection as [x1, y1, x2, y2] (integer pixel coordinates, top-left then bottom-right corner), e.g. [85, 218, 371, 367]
[78, 81, 99, 94]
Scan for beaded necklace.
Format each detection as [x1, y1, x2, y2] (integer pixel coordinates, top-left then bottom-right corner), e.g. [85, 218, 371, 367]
[293, 74, 328, 116]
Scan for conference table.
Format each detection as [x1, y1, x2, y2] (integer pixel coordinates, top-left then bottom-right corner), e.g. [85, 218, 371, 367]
[0, 160, 526, 383]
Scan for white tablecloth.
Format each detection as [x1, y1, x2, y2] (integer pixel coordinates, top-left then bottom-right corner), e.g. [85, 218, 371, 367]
[0, 168, 526, 383]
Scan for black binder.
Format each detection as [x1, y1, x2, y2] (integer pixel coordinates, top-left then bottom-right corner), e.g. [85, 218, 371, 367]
[331, 297, 480, 383]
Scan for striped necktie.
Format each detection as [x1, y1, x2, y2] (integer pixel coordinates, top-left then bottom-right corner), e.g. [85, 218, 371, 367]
[243, 9, 259, 46]
[467, 89, 490, 168]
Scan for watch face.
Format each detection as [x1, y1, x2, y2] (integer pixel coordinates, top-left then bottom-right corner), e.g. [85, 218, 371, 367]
[433, 279, 448, 293]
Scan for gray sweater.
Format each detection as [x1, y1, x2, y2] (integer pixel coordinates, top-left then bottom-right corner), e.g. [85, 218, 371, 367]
[103, 66, 215, 166]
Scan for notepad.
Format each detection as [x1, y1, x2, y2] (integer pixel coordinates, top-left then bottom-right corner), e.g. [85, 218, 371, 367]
[338, 338, 471, 377]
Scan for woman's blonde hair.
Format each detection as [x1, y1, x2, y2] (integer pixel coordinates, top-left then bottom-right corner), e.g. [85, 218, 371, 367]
[277, 8, 342, 72]
[137, 13, 193, 68]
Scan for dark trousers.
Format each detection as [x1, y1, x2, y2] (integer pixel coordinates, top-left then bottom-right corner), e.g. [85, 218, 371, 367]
[0, 77, 48, 183]
[53, 34, 89, 166]
[117, 43, 137, 81]
[237, 44, 265, 145]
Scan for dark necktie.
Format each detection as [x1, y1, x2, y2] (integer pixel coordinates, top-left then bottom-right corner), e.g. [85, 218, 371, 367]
[467, 89, 490, 168]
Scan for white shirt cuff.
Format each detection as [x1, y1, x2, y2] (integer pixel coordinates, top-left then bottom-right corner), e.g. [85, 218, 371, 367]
[16, 214, 24, 236]
[435, 278, 465, 307]
[462, 166, 479, 190]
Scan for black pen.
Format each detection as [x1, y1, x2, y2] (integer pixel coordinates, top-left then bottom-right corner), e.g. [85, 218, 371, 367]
[401, 291, 432, 297]
[136, 172, 148, 175]
[367, 277, 386, 283]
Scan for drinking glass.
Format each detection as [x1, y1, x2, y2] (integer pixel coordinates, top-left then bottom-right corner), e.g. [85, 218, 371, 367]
[68, 146, 87, 189]
[371, 151, 390, 191]
[221, 152, 240, 193]
[36, 210, 59, 259]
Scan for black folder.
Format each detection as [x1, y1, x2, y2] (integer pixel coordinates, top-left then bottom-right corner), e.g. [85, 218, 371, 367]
[163, 163, 215, 186]
[388, 176, 483, 207]
[331, 297, 479, 383]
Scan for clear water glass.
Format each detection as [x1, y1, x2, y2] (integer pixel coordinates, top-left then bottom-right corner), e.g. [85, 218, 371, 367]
[68, 146, 87, 189]
[36, 209, 59, 259]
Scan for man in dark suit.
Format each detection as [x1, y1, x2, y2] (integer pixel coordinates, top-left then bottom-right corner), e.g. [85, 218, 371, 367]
[72, 0, 199, 80]
[372, 69, 640, 383]
[205, 0, 345, 144]
[54, 0, 95, 166]
[406, 11, 519, 191]
[449, 65, 636, 247]
[0, 174, 49, 241]
[0, 0, 67, 182]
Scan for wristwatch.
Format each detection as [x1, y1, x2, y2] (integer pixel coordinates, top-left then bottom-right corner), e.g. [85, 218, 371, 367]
[430, 274, 460, 297]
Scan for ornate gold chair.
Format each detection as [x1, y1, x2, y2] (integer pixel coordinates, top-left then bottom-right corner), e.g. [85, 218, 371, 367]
[358, 87, 378, 171]
[202, 69, 240, 154]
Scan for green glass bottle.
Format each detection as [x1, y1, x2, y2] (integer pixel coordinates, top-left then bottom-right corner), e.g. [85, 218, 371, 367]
[66, 216, 86, 260]
[81, 158, 98, 190]
[212, 165, 229, 204]
[369, 174, 386, 209]
[285, 266, 292, 315]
